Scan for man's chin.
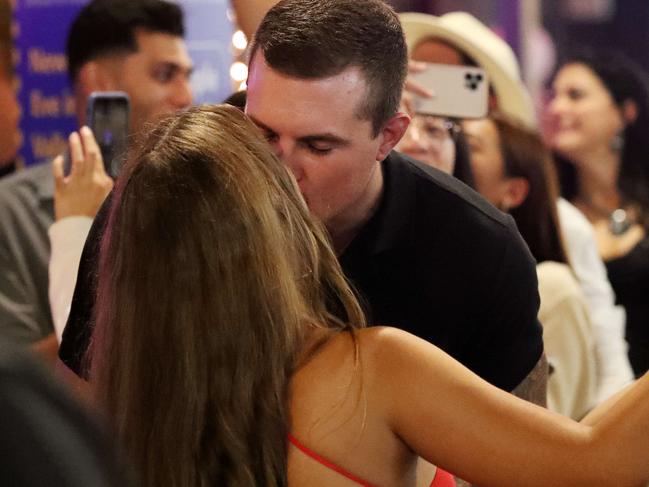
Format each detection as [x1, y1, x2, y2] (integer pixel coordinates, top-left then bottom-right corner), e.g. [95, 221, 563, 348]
[305, 201, 332, 226]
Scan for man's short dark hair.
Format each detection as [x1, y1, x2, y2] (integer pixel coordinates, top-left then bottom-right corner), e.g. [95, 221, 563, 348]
[249, 0, 407, 136]
[66, 0, 185, 84]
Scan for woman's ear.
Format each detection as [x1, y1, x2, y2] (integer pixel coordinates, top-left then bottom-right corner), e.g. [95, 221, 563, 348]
[622, 99, 638, 125]
[502, 177, 530, 211]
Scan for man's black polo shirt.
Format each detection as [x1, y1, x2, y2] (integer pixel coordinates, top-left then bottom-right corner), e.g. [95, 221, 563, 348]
[339, 151, 542, 392]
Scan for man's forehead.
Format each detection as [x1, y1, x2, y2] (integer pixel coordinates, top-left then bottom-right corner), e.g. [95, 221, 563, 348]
[247, 52, 369, 116]
[248, 51, 367, 86]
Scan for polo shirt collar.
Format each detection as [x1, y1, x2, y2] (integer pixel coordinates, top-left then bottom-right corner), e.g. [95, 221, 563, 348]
[353, 151, 416, 256]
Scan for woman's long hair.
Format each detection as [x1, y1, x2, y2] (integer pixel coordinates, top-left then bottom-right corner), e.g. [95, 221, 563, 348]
[492, 112, 569, 265]
[89, 104, 365, 487]
[552, 50, 649, 230]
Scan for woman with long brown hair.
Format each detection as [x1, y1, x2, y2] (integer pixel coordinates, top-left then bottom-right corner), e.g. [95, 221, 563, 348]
[91, 104, 649, 487]
[90, 104, 365, 486]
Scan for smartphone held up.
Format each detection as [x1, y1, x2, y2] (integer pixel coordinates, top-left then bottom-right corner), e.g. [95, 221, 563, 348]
[86, 91, 130, 179]
[409, 63, 488, 119]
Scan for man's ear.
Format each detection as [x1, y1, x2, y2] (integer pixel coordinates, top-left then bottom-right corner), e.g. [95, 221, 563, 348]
[375, 111, 410, 161]
[502, 177, 529, 211]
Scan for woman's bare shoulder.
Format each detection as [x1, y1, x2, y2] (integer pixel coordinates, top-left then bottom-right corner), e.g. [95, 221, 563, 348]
[356, 326, 442, 360]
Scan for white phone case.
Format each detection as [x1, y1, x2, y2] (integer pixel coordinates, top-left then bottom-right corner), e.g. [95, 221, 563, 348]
[409, 63, 489, 119]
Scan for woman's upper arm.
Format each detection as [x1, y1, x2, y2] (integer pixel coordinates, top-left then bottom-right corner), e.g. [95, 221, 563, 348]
[369, 328, 606, 487]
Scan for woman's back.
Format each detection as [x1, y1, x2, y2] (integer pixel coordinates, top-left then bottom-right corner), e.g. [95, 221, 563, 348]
[289, 328, 455, 486]
[289, 329, 420, 486]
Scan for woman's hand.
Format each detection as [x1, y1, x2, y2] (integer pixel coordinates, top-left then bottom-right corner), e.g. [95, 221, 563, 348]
[401, 60, 434, 116]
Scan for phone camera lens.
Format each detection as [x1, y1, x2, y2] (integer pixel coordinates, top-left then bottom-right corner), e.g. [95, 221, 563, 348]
[464, 72, 482, 91]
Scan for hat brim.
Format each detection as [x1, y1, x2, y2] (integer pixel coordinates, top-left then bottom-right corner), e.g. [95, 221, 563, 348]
[400, 13, 536, 127]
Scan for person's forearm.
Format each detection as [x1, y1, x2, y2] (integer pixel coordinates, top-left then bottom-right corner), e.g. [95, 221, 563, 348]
[48, 216, 93, 343]
[584, 371, 649, 485]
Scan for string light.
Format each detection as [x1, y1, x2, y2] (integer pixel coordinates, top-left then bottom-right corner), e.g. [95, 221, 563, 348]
[229, 61, 248, 82]
[232, 30, 247, 50]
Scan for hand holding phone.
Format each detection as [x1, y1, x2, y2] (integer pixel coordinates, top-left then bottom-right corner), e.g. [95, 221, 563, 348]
[407, 63, 488, 119]
[404, 60, 435, 99]
[52, 126, 114, 221]
[86, 91, 130, 179]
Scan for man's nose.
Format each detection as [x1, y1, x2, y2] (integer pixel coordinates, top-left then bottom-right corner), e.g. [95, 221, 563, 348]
[273, 139, 304, 181]
[547, 95, 566, 117]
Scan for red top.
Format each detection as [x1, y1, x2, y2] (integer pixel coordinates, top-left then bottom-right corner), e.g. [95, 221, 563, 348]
[288, 434, 456, 487]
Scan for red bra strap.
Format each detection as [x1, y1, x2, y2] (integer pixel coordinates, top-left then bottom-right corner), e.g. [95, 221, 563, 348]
[288, 434, 377, 487]
[431, 466, 456, 487]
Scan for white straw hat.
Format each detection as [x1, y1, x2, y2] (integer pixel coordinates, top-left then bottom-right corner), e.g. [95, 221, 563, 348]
[400, 11, 536, 127]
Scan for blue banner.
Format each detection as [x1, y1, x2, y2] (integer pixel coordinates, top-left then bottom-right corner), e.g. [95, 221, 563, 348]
[14, 0, 82, 166]
[14, 0, 233, 167]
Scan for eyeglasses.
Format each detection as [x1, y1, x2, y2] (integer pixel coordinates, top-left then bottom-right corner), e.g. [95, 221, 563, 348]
[407, 116, 461, 145]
